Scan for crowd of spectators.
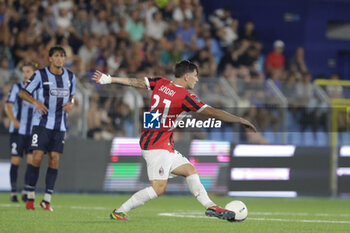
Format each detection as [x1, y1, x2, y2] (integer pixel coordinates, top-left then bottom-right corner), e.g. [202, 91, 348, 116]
[0, 0, 347, 144]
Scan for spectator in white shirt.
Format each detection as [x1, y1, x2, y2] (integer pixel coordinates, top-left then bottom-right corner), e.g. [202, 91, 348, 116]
[146, 9, 167, 41]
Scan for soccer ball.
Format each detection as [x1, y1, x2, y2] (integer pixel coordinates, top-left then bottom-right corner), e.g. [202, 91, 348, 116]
[225, 200, 248, 222]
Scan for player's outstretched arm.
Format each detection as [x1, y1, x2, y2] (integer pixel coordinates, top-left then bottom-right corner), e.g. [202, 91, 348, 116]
[200, 106, 257, 132]
[92, 70, 147, 89]
[19, 90, 48, 114]
[5, 103, 21, 129]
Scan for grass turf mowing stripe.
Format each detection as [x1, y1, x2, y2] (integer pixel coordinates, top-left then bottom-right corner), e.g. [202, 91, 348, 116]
[5, 203, 349, 225]
[1, 195, 350, 233]
[2, 203, 350, 217]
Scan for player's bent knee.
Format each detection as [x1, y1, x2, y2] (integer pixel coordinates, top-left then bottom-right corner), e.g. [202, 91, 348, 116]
[153, 186, 166, 196]
[32, 151, 45, 166]
[49, 162, 59, 169]
[171, 163, 198, 177]
[26, 154, 33, 164]
[188, 166, 198, 176]
[11, 156, 21, 165]
[151, 181, 167, 196]
[183, 165, 198, 177]
[48, 152, 60, 168]
[48, 158, 59, 169]
[32, 158, 41, 167]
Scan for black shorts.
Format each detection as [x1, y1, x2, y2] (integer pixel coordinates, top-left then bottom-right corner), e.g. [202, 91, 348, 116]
[30, 126, 65, 153]
[10, 133, 33, 157]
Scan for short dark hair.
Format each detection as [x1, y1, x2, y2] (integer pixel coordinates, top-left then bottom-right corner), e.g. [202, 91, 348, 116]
[49, 46, 66, 57]
[174, 60, 198, 78]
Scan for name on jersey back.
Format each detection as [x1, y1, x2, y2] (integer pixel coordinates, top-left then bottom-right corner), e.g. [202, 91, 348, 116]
[159, 85, 176, 97]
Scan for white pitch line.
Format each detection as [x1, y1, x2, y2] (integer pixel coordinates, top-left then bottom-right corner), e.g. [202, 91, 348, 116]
[248, 217, 350, 224]
[249, 212, 350, 217]
[158, 213, 350, 224]
[160, 210, 350, 218]
[159, 213, 212, 219]
[0, 203, 109, 210]
[70, 206, 109, 210]
[0, 203, 21, 207]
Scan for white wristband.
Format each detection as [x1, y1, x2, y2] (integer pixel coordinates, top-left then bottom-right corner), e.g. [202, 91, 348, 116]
[99, 73, 112, 84]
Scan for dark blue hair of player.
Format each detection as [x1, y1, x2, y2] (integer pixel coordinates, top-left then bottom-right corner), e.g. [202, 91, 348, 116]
[49, 46, 67, 57]
[174, 60, 198, 78]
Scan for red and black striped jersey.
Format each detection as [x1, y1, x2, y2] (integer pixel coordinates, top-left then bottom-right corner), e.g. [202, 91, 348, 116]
[140, 76, 207, 152]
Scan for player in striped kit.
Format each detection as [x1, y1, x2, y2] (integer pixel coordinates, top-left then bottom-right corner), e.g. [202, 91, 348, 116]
[93, 60, 256, 222]
[5, 62, 38, 202]
[19, 46, 76, 211]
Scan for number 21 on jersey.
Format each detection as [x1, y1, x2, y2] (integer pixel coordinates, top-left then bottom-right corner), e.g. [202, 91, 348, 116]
[151, 94, 171, 123]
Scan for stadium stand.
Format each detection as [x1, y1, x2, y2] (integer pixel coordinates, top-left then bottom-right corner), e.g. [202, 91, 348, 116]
[0, 0, 348, 145]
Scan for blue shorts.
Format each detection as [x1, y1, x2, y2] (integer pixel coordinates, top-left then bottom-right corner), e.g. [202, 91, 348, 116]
[30, 126, 65, 153]
[10, 133, 32, 157]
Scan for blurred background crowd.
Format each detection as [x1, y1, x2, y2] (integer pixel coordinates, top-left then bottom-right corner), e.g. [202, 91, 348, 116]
[0, 0, 349, 145]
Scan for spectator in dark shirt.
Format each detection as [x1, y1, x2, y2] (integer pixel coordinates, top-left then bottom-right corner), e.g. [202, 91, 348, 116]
[239, 20, 257, 42]
[288, 46, 308, 73]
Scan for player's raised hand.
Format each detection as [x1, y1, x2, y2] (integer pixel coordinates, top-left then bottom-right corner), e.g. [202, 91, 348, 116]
[92, 70, 112, 84]
[34, 100, 48, 115]
[240, 118, 257, 133]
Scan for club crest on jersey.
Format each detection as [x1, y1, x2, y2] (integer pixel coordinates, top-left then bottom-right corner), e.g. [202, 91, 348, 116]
[193, 95, 200, 102]
[159, 166, 164, 176]
[50, 88, 70, 97]
[143, 110, 161, 129]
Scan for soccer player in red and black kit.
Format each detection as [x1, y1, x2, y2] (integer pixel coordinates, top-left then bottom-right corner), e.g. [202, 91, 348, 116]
[92, 60, 256, 222]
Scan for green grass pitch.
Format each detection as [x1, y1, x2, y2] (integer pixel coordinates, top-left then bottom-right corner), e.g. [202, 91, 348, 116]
[1, 193, 349, 233]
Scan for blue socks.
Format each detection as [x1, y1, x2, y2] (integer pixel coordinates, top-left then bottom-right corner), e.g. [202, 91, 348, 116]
[10, 163, 32, 195]
[45, 168, 58, 195]
[26, 164, 40, 194]
[24, 164, 31, 188]
[10, 164, 18, 193]
[24, 166, 58, 202]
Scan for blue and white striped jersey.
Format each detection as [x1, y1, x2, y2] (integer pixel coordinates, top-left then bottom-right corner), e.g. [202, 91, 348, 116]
[24, 67, 76, 132]
[6, 82, 36, 135]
